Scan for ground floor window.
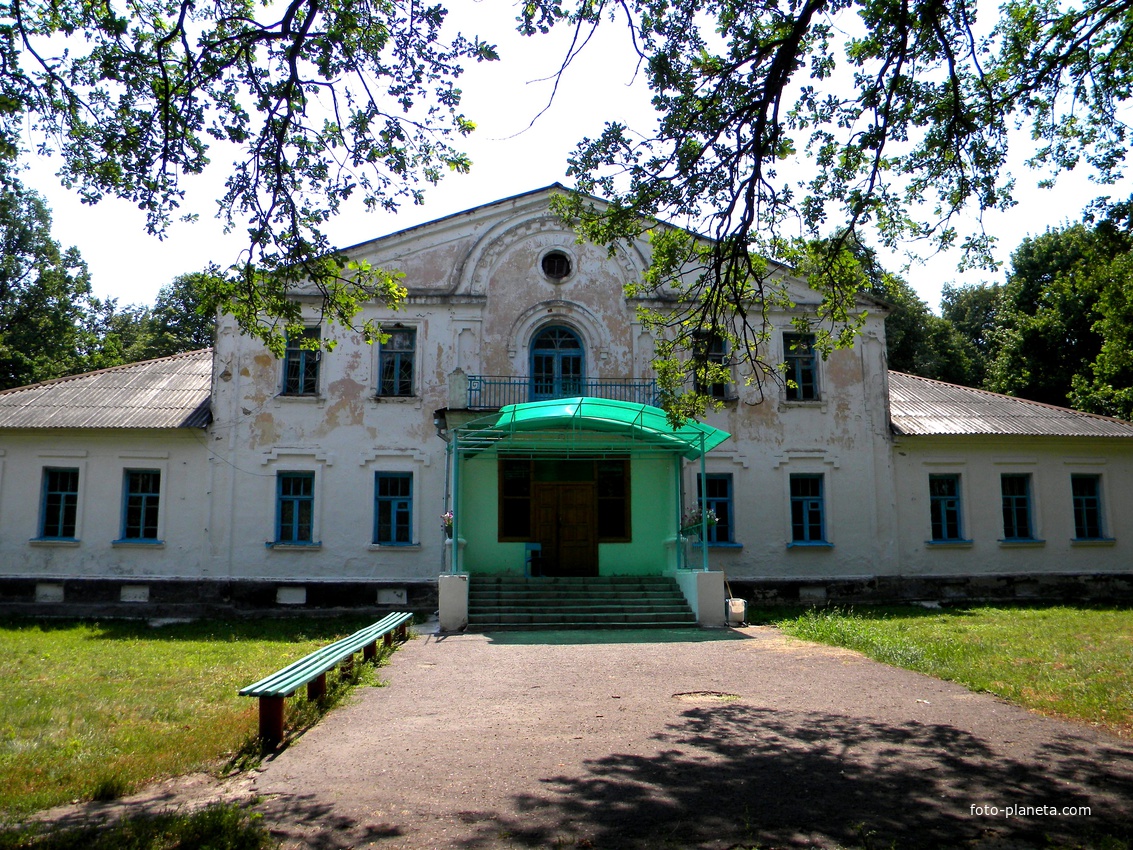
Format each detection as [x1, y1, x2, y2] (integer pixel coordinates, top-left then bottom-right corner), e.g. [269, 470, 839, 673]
[790, 473, 825, 543]
[276, 472, 314, 544]
[40, 467, 79, 539]
[1071, 474, 1104, 540]
[929, 474, 963, 541]
[375, 472, 413, 544]
[1000, 473, 1034, 540]
[697, 473, 734, 543]
[122, 470, 161, 541]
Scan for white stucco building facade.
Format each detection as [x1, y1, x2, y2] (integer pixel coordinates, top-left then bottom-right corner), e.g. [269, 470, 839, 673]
[0, 186, 1130, 620]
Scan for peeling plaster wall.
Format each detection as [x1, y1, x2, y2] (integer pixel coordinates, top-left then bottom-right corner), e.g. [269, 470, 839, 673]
[12, 189, 1125, 593]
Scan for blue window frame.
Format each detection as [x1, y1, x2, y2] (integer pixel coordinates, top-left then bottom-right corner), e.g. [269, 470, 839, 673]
[929, 474, 963, 541]
[1071, 474, 1104, 540]
[122, 470, 161, 541]
[276, 472, 315, 544]
[282, 327, 320, 395]
[784, 333, 818, 400]
[697, 473, 734, 543]
[1000, 474, 1034, 540]
[790, 474, 825, 543]
[378, 328, 416, 397]
[40, 468, 79, 539]
[694, 333, 730, 400]
[375, 472, 412, 545]
[531, 326, 584, 400]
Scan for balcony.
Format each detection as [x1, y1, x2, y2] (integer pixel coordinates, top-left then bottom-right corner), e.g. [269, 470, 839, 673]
[466, 375, 659, 409]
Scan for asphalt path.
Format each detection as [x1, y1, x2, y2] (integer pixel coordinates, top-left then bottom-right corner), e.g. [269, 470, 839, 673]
[251, 626, 1133, 849]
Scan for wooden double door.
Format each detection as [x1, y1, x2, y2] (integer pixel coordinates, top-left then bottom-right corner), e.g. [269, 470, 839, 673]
[532, 481, 598, 577]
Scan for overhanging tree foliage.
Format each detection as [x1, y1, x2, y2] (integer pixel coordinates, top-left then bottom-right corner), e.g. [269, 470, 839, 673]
[521, 0, 1133, 415]
[1, 0, 497, 352]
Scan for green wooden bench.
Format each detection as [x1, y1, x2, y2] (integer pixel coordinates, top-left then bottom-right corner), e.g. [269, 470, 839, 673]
[240, 611, 413, 744]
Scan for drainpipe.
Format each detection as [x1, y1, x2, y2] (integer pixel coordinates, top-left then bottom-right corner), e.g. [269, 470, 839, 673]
[674, 454, 683, 570]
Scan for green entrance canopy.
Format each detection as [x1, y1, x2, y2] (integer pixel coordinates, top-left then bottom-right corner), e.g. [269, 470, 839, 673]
[455, 397, 730, 460]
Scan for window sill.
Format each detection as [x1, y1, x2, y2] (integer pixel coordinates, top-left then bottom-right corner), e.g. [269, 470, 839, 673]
[372, 394, 420, 404]
[274, 394, 324, 407]
[265, 542, 322, 550]
[787, 541, 833, 549]
[997, 538, 1046, 548]
[691, 541, 744, 549]
[29, 538, 80, 547]
[368, 543, 420, 551]
[1071, 537, 1116, 547]
[780, 398, 825, 409]
[112, 539, 165, 548]
[925, 539, 974, 549]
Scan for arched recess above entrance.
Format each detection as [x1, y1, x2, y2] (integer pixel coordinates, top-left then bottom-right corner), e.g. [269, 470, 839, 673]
[453, 208, 648, 298]
[506, 302, 613, 376]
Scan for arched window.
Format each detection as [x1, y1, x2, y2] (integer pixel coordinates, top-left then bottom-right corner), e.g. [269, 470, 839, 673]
[530, 326, 584, 400]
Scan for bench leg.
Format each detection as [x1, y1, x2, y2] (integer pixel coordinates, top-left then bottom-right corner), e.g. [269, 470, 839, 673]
[340, 653, 354, 676]
[363, 641, 377, 661]
[397, 622, 407, 641]
[383, 631, 393, 648]
[307, 672, 327, 701]
[259, 696, 285, 745]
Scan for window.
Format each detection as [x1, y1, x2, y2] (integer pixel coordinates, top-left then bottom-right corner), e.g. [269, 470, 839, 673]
[790, 474, 826, 543]
[541, 250, 572, 280]
[378, 328, 416, 397]
[1071, 474, 1104, 540]
[531, 326, 584, 400]
[499, 458, 532, 540]
[276, 472, 315, 544]
[694, 333, 730, 400]
[122, 470, 160, 541]
[928, 474, 963, 541]
[597, 459, 631, 541]
[282, 327, 320, 395]
[40, 468, 79, 539]
[784, 333, 818, 400]
[1000, 474, 1034, 540]
[697, 473, 734, 543]
[374, 472, 413, 545]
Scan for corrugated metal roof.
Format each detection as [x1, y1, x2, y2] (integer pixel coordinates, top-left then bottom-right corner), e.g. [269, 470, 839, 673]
[0, 349, 213, 429]
[888, 371, 1133, 438]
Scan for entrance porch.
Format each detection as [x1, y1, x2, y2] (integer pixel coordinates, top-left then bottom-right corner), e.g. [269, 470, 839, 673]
[438, 397, 731, 630]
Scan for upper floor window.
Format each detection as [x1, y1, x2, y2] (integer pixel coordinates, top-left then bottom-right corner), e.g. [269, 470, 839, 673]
[697, 473, 734, 543]
[694, 333, 731, 400]
[1071, 474, 1105, 540]
[783, 333, 819, 400]
[541, 250, 572, 280]
[276, 472, 315, 544]
[531, 326, 584, 400]
[929, 474, 964, 542]
[374, 472, 413, 544]
[282, 327, 320, 396]
[378, 328, 416, 397]
[790, 473, 826, 543]
[1000, 473, 1034, 540]
[40, 468, 79, 539]
[122, 470, 161, 541]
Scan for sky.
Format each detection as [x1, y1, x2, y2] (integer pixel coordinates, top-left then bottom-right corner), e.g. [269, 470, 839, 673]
[22, 0, 1132, 314]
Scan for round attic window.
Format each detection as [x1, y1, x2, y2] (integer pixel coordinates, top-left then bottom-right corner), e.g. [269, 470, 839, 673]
[541, 250, 572, 281]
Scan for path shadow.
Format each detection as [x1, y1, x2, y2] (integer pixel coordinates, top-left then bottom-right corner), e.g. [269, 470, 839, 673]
[469, 703, 1133, 849]
[482, 627, 752, 645]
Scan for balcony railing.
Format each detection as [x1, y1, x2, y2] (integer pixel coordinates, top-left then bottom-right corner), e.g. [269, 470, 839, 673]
[467, 375, 658, 409]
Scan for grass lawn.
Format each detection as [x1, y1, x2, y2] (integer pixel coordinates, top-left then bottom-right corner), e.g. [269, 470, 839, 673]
[0, 616, 392, 821]
[766, 604, 1133, 737]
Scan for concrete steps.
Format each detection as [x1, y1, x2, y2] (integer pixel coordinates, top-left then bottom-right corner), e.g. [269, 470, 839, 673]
[467, 575, 697, 630]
